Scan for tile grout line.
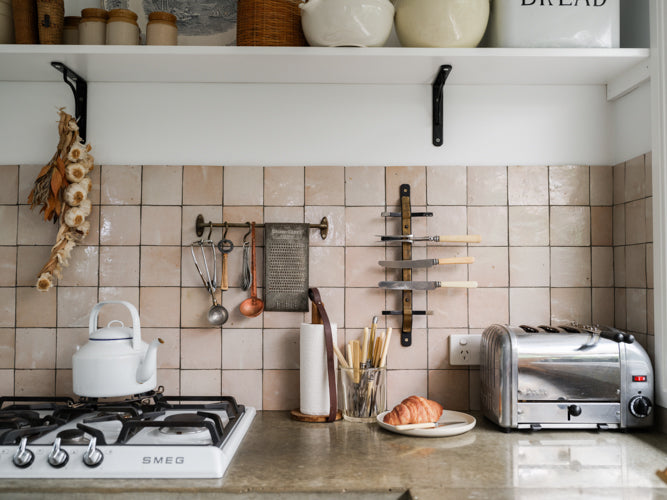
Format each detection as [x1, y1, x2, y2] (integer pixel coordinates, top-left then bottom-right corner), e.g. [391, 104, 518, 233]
[220, 165, 224, 395]
[547, 165, 552, 324]
[261, 165, 265, 408]
[505, 165, 510, 327]
[589, 164, 594, 324]
[178, 165, 186, 395]
[13, 165, 19, 396]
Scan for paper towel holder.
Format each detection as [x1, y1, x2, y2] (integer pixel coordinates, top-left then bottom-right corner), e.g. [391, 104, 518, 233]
[290, 289, 343, 423]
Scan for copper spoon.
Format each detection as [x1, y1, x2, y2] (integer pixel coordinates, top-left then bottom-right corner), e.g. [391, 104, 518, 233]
[239, 222, 264, 318]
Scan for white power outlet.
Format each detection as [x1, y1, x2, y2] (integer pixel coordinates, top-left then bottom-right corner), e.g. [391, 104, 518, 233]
[449, 334, 482, 365]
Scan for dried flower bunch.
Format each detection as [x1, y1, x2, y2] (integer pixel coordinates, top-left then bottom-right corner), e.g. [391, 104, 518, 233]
[28, 109, 94, 292]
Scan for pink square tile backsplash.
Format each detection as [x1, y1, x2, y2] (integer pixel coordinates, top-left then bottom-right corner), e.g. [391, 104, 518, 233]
[0, 155, 653, 411]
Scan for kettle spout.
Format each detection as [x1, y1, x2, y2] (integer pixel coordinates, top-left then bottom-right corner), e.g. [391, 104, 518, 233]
[136, 338, 163, 384]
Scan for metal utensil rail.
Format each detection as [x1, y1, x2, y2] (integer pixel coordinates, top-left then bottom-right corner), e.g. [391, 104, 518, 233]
[195, 214, 329, 240]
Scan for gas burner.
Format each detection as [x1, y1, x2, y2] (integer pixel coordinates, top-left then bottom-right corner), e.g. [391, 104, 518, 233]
[0, 411, 43, 430]
[56, 428, 89, 446]
[84, 411, 134, 423]
[158, 413, 208, 435]
[0, 395, 255, 478]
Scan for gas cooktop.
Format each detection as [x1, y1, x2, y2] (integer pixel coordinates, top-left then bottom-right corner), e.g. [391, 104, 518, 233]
[0, 392, 256, 478]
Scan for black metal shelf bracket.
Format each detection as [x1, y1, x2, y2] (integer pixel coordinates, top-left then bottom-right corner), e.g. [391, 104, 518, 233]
[432, 64, 452, 147]
[51, 61, 88, 143]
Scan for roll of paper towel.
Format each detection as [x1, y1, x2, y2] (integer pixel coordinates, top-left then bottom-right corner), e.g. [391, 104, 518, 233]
[300, 322, 337, 415]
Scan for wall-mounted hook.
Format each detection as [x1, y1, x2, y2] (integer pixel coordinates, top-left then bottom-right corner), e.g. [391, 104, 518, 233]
[432, 64, 452, 147]
[51, 62, 88, 143]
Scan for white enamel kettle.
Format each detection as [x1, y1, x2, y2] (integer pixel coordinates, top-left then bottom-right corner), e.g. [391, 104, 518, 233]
[72, 301, 163, 398]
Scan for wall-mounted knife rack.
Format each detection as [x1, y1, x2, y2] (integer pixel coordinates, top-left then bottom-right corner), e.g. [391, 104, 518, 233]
[381, 184, 433, 347]
[195, 214, 329, 240]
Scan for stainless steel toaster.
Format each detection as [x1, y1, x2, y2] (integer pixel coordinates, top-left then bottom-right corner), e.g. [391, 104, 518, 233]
[480, 324, 654, 430]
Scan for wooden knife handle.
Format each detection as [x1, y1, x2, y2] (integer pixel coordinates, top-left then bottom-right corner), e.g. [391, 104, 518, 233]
[437, 235, 481, 243]
[436, 256, 475, 265]
[439, 281, 478, 288]
[221, 253, 229, 291]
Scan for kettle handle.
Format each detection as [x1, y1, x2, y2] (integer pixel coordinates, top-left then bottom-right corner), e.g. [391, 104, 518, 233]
[89, 301, 142, 350]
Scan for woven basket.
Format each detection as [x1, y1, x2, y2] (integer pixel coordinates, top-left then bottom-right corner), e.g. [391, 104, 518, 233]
[11, 0, 38, 44]
[36, 0, 63, 44]
[237, 0, 306, 46]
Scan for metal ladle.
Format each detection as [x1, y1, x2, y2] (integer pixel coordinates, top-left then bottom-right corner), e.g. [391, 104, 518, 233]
[207, 293, 228, 325]
[191, 238, 228, 325]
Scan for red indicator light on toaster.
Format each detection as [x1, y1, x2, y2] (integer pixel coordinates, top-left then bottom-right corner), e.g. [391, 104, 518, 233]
[633, 375, 648, 382]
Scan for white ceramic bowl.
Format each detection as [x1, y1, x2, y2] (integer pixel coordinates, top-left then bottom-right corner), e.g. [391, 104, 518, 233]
[394, 0, 489, 48]
[299, 0, 395, 47]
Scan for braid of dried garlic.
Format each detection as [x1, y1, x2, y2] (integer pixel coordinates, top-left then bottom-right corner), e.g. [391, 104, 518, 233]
[32, 109, 95, 292]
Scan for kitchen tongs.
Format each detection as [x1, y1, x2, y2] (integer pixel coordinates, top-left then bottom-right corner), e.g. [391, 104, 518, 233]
[380, 234, 481, 243]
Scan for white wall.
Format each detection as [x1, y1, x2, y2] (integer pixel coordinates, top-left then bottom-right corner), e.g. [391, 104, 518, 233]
[611, 80, 652, 163]
[0, 81, 615, 167]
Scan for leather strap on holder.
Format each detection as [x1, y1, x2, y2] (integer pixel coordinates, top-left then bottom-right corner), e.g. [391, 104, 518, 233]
[308, 288, 337, 422]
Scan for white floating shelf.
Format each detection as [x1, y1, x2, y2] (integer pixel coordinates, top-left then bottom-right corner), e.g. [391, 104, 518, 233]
[0, 45, 650, 87]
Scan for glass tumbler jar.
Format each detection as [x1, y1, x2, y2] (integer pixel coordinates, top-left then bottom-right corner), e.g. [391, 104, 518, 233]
[339, 366, 386, 423]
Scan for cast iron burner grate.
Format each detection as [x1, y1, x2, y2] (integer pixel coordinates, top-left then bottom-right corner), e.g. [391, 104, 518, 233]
[0, 393, 246, 448]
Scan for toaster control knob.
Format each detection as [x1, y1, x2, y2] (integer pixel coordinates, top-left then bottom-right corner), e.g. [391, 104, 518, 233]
[568, 405, 582, 417]
[629, 396, 653, 418]
[12, 437, 34, 468]
[83, 437, 104, 468]
[48, 437, 69, 468]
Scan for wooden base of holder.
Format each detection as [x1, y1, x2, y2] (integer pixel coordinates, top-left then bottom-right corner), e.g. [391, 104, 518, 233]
[290, 409, 342, 422]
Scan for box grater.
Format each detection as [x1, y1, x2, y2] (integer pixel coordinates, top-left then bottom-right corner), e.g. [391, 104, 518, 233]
[264, 223, 310, 312]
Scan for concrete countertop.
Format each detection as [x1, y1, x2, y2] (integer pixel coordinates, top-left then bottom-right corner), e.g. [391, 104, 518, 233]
[2, 411, 667, 499]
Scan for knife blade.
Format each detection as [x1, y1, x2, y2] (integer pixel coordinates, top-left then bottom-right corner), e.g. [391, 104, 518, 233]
[394, 421, 467, 430]
[378, 256, 475, 268]
[380, 234, 481, 243]
[379, 280, 478, 290]
[381, 211, 433, 218]
[382, 310, 433, 315]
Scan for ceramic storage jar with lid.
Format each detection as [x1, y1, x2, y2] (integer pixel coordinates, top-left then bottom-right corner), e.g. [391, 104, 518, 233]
[63, 15, 80, 44]
[79, 8, 107, 44]
[146, 11, 177, 45]
[106, 8, 139, 45]
[394, 0, 489, 48]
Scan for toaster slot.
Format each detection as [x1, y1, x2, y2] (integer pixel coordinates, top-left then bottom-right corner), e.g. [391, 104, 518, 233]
[518, 325, 539, 333]
[537, 325, 559, 333]
[517, 402, 621, 428]
[559, 326, 581, 333]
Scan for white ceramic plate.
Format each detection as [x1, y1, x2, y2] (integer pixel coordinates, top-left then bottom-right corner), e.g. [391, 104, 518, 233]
[376, 410, 476, 437]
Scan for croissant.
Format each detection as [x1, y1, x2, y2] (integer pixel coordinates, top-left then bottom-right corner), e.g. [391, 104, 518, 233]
[383, 396, 443, 426]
